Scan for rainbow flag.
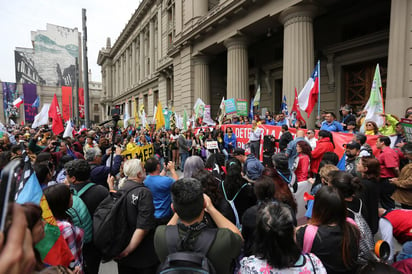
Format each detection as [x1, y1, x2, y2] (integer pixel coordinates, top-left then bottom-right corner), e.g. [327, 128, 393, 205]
[15, 152, 74, 266]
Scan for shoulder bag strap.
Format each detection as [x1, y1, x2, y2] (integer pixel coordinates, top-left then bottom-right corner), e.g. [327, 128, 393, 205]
[77, 182, 95, 197]
[302, 224, 318, 253]
[165, 225, 180, 253]
[195, 228, 218, 255]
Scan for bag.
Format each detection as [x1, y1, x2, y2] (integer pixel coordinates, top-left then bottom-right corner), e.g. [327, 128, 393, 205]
[347, 199, 375, 263]
[302, 224, 318, 253]
[158, 226, 217, 274]
[221, 181, 248, 230]
[93, 185, 141, 261]
[67, 183, 94, 243]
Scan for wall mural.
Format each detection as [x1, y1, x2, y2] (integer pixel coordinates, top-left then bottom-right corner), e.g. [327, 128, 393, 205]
[15, 24, 80, 87]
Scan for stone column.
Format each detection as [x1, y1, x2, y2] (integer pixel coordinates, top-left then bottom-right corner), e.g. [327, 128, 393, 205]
[224, 36, 249, 100]
[139, 32, 145, 81]
[193, 0, 208, 18]
[386, 0, 412, 117]
[149, 20, 155, 76]
[136, 43, 140, 83]
[280, 4, 317, 123]
[125, 48, 129, 88]
[193, 55, 210, 104]
[157, 8, 162, 62]
[132, 41, 136, 85]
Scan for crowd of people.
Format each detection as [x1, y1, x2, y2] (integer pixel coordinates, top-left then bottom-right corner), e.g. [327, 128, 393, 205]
[0, 105, 411, 274]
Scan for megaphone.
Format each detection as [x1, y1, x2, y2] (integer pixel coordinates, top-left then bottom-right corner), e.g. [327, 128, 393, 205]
[304, 192, 314, 201]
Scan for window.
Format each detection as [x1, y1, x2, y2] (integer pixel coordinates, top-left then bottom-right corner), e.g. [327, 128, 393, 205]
[167, 76, 174, 103]
[153, 90, 159, 108]
[94, 104, 99, 112]
[94, 115, 100, 123]
[144, 94, 148, 113]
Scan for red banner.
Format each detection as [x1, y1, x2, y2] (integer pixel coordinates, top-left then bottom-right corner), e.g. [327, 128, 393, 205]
[61, 86, 72, 122]
[79, 88, 84, 119]
[215, 124, 379, 161]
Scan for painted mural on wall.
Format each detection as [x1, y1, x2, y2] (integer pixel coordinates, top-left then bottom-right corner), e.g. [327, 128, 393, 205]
[15, 24, 79, 87]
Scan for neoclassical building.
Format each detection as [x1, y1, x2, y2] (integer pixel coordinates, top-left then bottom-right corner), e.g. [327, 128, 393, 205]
[98, 0, 412, 126]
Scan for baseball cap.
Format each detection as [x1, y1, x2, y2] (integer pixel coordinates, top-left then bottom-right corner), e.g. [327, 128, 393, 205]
[345, 141, 360, 150]
[232, 148, 245, 156]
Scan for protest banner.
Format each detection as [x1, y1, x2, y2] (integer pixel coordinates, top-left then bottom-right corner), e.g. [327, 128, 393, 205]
[121, 143, 154, 162]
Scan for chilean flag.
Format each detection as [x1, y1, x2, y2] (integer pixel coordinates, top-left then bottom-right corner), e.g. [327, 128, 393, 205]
[298, 61, 320, 118]
[292, 88, 306, 124]
[13, 96, 24, 108]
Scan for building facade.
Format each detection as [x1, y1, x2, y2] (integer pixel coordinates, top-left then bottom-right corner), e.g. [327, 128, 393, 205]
[3, 23, 102, 125]
[98, 0, 412, 126]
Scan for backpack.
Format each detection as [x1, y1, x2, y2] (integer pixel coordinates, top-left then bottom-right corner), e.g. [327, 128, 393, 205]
[347, 199, 375, 263]
[221, 181, 248, 230]
[67, 183, 95, 243]
[158, 226, 217, 274]
[93, 185, 141, 261]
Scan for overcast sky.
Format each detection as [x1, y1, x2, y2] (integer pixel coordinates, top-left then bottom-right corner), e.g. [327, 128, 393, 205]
[0, 0, 141, 83]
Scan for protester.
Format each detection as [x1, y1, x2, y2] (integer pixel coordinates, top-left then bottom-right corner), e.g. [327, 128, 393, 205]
[248, 120, 263, 159]
[240, 202, 326, 273]
[65, 159, 109, 274]
[154, 178, 242, 274]
[356, 156, 380, 234]
[44, 184, 84, 273]
[311, 130, 335, 176]
[296, 186, 360, 274]
[340, 105, 356, 131]
[144, 157, 178, 226]
[116, 159, 159, 274]
[233, 147, 264, 181]
[305, 129, 318, 150]
[376, 136, 400, 209]
[219, 157, 256, 228]
[320, 112, 343, 132]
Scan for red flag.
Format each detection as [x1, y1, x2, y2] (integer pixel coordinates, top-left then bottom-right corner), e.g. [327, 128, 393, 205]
[79, 88, 84, 119]
[292, 88, 306, 125]
[48, 94, 64, 135]
[61, 86, 72, 122]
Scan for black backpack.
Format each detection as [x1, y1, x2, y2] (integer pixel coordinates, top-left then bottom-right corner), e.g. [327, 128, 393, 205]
[93, 185, 141, 261]
[158, 226, 217, 274]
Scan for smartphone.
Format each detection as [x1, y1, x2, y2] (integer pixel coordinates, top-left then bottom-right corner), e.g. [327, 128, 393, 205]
[0, 159, 22, 232]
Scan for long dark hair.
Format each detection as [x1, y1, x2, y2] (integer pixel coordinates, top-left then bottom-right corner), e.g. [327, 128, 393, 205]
[329, 171, 363, 198]
[224, 158, 247, 198]
[296, 140, 312, 159]
[318, 130, 335, 148]
[261, 168, 297, 213]
[192, 169, 222, 206]
[43, 184, 71, 220]
[359, 157, 380, 181]
[310, 186, 359, 267]
[253, 202, 300, 268]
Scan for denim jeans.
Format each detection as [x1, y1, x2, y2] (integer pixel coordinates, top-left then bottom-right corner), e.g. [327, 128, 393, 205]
[180, 152, 189, 171]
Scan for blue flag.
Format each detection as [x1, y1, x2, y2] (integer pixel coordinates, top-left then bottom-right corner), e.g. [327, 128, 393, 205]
[337, 155, 346, 171]
[249, 98, 254, 120]
[281, 95, 289, 116]
[32, 96, 40, 108]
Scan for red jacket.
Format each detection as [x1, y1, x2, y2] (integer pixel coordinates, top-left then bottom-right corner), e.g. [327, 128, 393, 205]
[310, 138, 334, 174]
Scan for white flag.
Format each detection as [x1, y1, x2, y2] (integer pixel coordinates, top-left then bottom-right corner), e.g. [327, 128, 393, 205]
[124, 101, 130, 129]
[63, 119, 74, 138]
[32, 104, 51, 129]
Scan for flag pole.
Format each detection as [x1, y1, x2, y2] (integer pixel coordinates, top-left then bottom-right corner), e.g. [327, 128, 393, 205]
[317, 60, 321, 119]
[377, 64, 385, 115]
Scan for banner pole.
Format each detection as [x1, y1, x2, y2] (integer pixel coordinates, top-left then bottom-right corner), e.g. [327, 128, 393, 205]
[317, 60, 321, 119]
